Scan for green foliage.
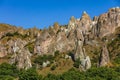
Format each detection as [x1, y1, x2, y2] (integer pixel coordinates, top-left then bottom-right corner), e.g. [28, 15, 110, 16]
[28, 45, 34, 53]
[61, 68, 85, 80]
[43, 67, 120, 80]
[19, 68, 42, 80]
[0, 63, 19, 80]
[0, 75, 14, 80]
[1, 32, 29, 40]
[108, 36, 120, 51]
[113, 52, 120, 65]
[114, 57, 120, 64]
[68, 52, 74, 61]
[73, 59, 81, 68]
[34, 55, 54, 65]
[54, 50, 60, 57]
[108, 35, 120, 63]
[0, 62, 120, 80]
[25, 42, 34, 53]
[50, 65, 56, 71]
[85, 67, 120, 80]
[0, 63, 19, 77]
[43, 74, 60, 80]
[115, 66, 120, 72]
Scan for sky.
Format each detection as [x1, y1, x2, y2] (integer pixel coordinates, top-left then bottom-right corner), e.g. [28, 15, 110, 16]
[0, 0, 120, 29]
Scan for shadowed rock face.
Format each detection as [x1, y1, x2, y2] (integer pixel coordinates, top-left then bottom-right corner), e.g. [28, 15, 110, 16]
[0, 7, 120, 70]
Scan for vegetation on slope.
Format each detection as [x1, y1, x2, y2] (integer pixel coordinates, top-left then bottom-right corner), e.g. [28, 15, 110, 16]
[0, 63, 120, 80]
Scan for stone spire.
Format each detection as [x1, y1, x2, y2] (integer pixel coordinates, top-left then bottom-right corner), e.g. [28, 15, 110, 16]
[74, 28, 91, 70]
[99, 44, 110, 67]
[81, 11, 91, 21]
[68, 16, 76, 31]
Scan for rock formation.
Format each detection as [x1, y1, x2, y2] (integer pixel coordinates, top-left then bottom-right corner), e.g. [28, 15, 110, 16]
[9, 39, 32, 69]
[74, 27, 91, 70]
[97, 7, 120, 37]
[99, 44, 110, 67]
[0, 7, 120, 70]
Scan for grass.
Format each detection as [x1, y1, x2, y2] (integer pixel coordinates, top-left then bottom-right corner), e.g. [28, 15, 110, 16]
[38, 58, 73, 76]
[32, 52, 74, 76]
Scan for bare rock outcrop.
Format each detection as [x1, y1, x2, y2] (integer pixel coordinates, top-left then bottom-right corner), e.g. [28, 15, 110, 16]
[79, 11, 92, 32]
[9, 39, 32, 69]
[68, 16, 76, 31]
[99, 44, 110, 67]
[0, 45, 7, 57]
[1, 7, 120, 70]
[97, 7, 120, 37]
[74, 28, 91, 70]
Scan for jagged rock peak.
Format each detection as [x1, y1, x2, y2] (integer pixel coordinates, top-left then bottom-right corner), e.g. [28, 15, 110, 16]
[81, 11, 91, 21]
[68, 16, 76, 30]
[83, 11, 87, 14]
[109, 6, 120, 12]
[70, 16, 76, 22]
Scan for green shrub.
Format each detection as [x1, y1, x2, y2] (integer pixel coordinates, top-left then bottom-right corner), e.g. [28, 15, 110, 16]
[85, 67, 120, 80]
[50, 65, 56, 71]
[115, 66, 120, 72]
[2, 32, 29, 39]
[0, 63, 19, 77]
[34, 55, 54, 65]
[25, 42, 34, 53]
[54, 50, 60, 57]
[0, 75, 15, 80]
[44, 74, 60, 80]
[19, 68, 42, 80]
[61, 68, 85, 80]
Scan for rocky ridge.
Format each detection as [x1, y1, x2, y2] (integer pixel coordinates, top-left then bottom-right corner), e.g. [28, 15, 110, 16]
[0, 7, 120, 71]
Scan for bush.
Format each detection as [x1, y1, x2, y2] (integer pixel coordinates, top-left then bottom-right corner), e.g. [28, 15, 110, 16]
[44, 74, 60, 80]
[61, 68, 85, 80]
[25, 42, 34, 53]
[85, 67, 120, 80]
[54, 50, 60, 57]
[0, 75, 14, 80]
[50, 65, 56, 71]
[115, 66, 120, 72]
[0, 63, 19, 77]
[114, 57, 120, 64]
[3, 32, 29, 39]
[19, 68, 42, 80]
[34, 55, 54, 65]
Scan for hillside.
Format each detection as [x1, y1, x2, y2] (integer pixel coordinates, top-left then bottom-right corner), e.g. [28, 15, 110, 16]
[0, 7, 120, 79]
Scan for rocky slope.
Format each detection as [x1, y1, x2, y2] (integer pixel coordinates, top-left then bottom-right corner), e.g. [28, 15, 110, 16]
[0, 7, 120, 71]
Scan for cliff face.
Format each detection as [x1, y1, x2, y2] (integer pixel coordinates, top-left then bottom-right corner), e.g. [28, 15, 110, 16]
[0, 7, 120, 70]
[97, 7, 120, 37]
